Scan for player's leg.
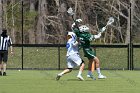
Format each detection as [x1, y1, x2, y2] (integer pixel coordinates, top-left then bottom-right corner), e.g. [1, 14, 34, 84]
[78, 60, 85, 75]
[94, 57, 101, 75]
[2, 63, 7, 76]
[0, 53, 3, 76]
[87, 58, 96, 80]
[71, 54, 85, 81]
[77, 60, 85, 81]
[0, 61, 2, 76]
[2, 51, 8, 76]
[57, 68, 72, 76]
[56, 68, 72, 80]
[91, 61, 95, 72]
[56, 55, 74, 80]
[83, 48, 96, 80]
[88, 58, 95, 72]
[93, 57, 106, 79]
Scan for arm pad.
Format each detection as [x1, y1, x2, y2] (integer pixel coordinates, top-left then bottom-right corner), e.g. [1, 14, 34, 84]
[94, 32, 101, 39]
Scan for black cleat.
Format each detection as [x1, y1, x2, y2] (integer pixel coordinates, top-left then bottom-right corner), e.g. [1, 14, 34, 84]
[3, 72, 6, 76]
[0, 71, 2, 76]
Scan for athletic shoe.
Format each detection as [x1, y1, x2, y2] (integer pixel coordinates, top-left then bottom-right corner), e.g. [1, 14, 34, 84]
[3, 72, 6, 76]
[0, 71, 2, 76]
[87, 74, 96, 80]
[56, 74, 62, 81]
[98, 75, 106, 79]
[77, 75, 84, 81]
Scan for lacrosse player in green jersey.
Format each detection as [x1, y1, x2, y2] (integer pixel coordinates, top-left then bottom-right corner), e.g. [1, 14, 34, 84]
[71, 19, 106, 79]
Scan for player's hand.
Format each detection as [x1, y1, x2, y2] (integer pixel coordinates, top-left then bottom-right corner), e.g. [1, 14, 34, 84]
[76, 19, 82, 23]
[71, 23, 76, 28]
[101, 27, 106, 32]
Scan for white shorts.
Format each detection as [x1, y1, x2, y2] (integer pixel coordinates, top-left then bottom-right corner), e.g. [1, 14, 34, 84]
[66, 53, 82, 68]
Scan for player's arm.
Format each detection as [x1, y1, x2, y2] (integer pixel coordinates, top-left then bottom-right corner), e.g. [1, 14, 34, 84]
[89, 32, 102, 41]
[72, 41, 79, 47]
[71, 19, 82, 32]
[90, 26, 107, 40]
[93, 32, 102, 39]
[8, 37, 13, 54]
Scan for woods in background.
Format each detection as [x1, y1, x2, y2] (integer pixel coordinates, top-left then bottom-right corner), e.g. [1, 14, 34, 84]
[0, 0, 140, 44]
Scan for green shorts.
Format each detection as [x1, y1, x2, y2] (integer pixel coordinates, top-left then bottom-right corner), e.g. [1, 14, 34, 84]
[83, 48, 96, 59]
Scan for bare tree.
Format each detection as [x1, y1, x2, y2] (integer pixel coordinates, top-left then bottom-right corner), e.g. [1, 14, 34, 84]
[11, 0, 16, 43]
[0, 0, 140, 44]
[28, 0, 36, 44]
[0, 0, 3, 32]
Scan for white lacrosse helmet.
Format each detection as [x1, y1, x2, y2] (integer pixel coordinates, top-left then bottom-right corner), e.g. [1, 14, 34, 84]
[67, 32, 77, 41]
[79, 25, 89, 32]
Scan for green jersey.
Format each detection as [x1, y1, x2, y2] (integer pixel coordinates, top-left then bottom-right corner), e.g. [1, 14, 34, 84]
[73, 28, 92, 48]
[73, 28, 96, 59]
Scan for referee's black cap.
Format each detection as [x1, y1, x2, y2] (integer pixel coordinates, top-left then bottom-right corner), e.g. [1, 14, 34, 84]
[1, 28, 7, 37]
[2, 28, 7, 32]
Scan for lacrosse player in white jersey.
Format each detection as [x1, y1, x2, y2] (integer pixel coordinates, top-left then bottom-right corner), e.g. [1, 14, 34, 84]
[56, 32, 85, 81]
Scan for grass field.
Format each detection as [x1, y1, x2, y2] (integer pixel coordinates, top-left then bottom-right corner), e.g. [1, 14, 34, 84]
[0, 70, 140, 93]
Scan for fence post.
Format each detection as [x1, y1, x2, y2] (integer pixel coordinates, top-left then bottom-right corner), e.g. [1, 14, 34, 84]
[131, 43, 134, 70]
[127, 44, 130, 70]
[128, 43, 133, 70]
[129, 2, 133, 70]
[58, 45, 60, 70]
[130, 43, 132, 70]
[21, 0, 24, 70]
[94, 47, 96, 70]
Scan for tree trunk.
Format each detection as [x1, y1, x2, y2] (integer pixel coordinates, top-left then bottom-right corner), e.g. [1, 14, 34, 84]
[36, 0, 47, 44]
[28, 0, 35, 44]
[11, 0, 16, 43]
[125, 0, 135, 44]
[110, 28, 113, 44]
[36, 0, 42, 44]
[0, 0, 3, 32]
[130, 0, 135, 43]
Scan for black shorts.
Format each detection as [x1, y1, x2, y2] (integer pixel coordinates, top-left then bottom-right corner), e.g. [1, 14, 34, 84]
[0, 51, 8, 63]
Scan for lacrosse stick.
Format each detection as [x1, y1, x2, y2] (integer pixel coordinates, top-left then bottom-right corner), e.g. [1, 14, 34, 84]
[67, 7, 82, 30]
[100, 17, 114, 32]
[105, 17, 114, 28]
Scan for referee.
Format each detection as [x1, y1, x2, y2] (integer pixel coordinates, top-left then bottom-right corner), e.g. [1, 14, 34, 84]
[0, 29, 13, 76]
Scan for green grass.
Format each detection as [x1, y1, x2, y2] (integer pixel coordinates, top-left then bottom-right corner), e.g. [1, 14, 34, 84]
[0, 70, 140, 93]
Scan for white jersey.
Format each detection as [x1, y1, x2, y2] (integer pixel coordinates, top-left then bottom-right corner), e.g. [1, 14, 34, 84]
[66, 38, 78, 57]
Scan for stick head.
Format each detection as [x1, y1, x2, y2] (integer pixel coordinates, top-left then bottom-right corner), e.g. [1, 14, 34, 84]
[107, 17, 114, 25]
[67, 7, 74, 15]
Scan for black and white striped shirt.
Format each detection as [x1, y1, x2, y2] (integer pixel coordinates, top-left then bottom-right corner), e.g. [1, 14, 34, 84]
[0, 36, 12, 51]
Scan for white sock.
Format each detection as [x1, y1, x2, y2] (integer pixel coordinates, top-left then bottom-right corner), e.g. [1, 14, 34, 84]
[96, 68, 101, 76]
[78, 70, 82, 76]
[3, 63, 6, 72]
[58, 72, 64, 76]
[87, 71, 92, 75]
